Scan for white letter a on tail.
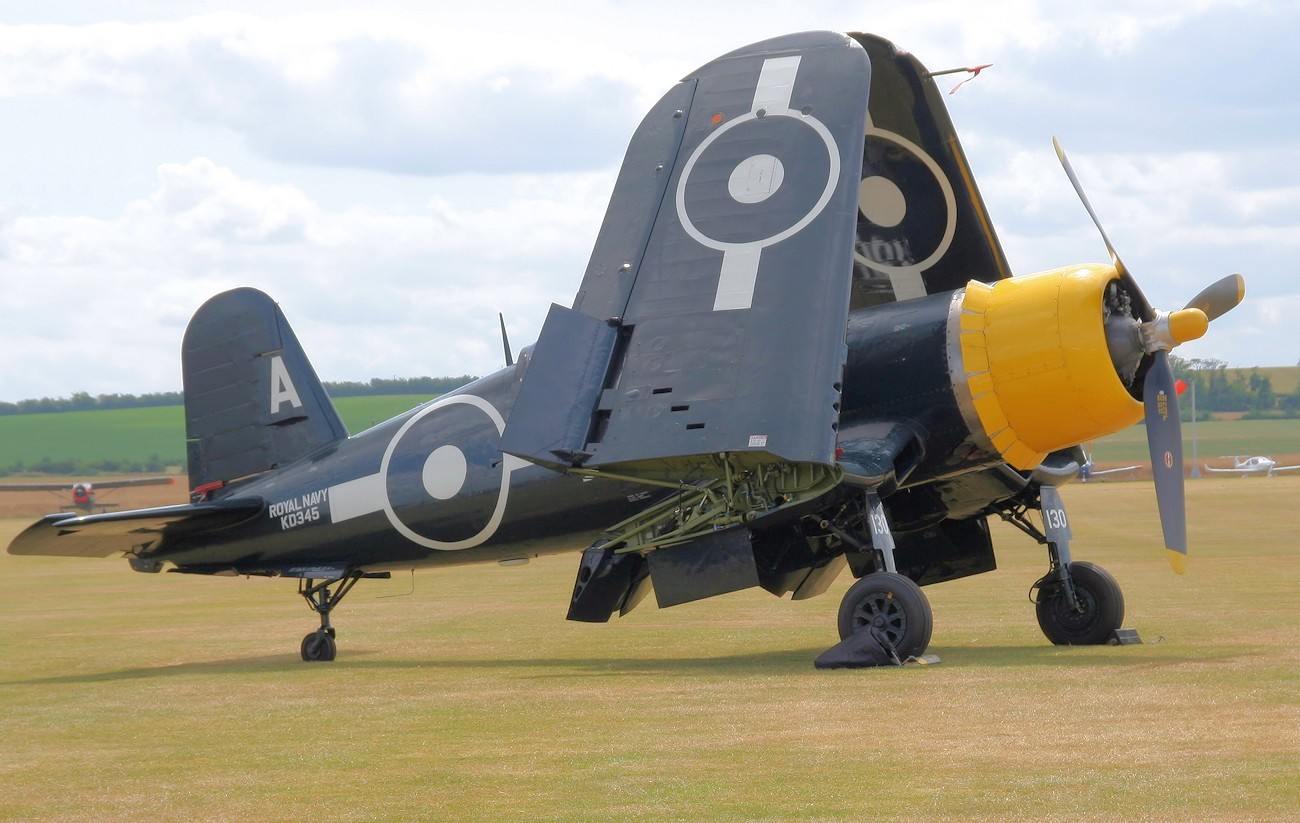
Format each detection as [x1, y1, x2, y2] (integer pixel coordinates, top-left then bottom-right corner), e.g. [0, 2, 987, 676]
[269, 355, 303, 414]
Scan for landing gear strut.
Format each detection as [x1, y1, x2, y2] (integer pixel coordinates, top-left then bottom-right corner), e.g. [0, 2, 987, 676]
[297, 571, 389, 661]
[1034, 560, 1124, 645]
[997, 485, 1125, 645]
[826, 491, 934, 660]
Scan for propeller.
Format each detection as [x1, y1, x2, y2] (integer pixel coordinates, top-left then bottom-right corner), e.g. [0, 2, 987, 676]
[1053, 138, 1245, 573]
[1184, 273, 1246, 323]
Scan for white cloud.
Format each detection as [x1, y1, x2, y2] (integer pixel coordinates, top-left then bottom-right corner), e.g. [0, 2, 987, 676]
[0, 156, 612, 399]
[0, 12, 647, 175]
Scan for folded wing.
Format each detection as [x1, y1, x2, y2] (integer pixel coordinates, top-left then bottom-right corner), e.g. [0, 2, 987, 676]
[503, 31, 872, 481]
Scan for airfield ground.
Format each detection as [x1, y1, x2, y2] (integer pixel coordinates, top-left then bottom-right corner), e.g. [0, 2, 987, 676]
[1, 477, 1296, 821]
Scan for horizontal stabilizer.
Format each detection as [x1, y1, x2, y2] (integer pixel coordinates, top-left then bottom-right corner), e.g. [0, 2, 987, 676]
[6, 500, 264, 558]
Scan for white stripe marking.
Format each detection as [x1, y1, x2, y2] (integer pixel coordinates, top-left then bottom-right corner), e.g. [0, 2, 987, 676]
[328, 472, 386, 524]
[752, 55, 801, 113]
[713, 244, 764, 311]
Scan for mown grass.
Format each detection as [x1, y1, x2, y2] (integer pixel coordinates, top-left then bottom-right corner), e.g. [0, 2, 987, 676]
[1, 477, 1296, 821]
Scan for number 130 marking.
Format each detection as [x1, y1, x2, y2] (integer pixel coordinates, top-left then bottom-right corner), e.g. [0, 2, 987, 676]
[1043, 507, 1068, 530]
[869, 508, 889, 534]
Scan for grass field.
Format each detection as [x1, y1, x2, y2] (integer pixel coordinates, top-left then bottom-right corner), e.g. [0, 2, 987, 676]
[1088, 417, 1300, 467]
[3, 369, 1297, 479]
[4, 401, 1299, 482]
[0, 396, 432, 470]
[1, 477, 1296, 821]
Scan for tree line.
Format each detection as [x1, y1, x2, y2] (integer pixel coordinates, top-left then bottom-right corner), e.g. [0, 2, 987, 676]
[4, 364, 1296, 419]
[1170, 357, 1300, 418]
[0, 376, 479, 416]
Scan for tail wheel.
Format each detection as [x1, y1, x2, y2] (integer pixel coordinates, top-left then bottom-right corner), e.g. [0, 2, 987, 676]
[837, 572, 933, 659]
[1035, 560, 1124, 645]
[300, 631, 337, 662]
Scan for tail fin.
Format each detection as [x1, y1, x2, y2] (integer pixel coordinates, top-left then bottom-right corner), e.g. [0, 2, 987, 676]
[182, 288, 347, 489]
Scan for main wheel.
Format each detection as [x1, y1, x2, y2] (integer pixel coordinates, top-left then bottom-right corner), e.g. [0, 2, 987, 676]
[837, 572, 933, 659]
[300, 631, 338, 662]
[1035, 560, 1124, 645]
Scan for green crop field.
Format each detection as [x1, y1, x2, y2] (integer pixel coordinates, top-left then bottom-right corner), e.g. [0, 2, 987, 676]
[0, 396, 434, 472]
[1088, 417, 1300, 465]
[1, 477, 1296, 821]
[0, 405, 187, 469]
[7, 401, 1296, 481]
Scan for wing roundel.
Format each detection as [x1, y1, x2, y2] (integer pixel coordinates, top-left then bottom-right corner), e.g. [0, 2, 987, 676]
[848, 33, 1012, 307]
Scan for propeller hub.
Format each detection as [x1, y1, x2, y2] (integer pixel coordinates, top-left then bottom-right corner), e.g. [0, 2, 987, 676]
[1102, 281, 1143, 385]
[1168, 307, 1209, 345]
[1141, 307, 1208, 353]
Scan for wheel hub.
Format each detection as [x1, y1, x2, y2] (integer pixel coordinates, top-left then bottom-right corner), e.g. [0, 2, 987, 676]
[855, 593, 906, 646]
[1050, 586, 1098, 631]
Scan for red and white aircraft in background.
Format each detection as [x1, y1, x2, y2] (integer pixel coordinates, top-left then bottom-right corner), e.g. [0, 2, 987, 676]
[0, 477, 174, 512]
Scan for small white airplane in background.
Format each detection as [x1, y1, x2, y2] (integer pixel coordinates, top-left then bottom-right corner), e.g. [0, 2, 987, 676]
[1203, 456, 1300, 477]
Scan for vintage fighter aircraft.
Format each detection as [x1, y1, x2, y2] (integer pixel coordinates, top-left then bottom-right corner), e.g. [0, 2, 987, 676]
[8, 31, 1245, 662]
[0, 476, 174, 513]
[1203, 456, 1300, 477]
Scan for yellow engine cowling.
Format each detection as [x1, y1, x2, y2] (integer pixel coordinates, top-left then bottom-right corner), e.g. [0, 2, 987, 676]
[954, 264, 1144, 470]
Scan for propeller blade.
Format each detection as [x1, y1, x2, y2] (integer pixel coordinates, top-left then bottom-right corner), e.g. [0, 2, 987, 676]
[498, 312, 514, 368]
[1053, 137, 1155, 321]
[1184, 273, 1245, 322]
[1143, 350, 1187, 573]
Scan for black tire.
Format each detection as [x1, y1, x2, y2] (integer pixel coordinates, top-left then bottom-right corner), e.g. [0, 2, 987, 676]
[1035, 560, 1124, 645]
[300, 631, 338, 662]
[836, 572, 933, 659]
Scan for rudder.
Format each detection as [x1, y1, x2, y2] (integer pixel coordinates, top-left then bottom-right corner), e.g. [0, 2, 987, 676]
[182, 288, 347, 489]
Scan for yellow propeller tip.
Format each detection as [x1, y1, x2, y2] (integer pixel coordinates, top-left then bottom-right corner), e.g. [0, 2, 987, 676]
[1166, 549, 1187, 575]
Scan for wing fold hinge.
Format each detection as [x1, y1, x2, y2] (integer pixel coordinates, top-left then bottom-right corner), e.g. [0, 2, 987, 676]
[578, 454, 842, 557]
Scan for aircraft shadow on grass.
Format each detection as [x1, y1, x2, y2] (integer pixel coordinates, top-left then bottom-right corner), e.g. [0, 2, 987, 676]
[4, 643, 1238, 686]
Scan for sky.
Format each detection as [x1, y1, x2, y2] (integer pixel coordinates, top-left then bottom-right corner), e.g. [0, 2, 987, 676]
[1, 0, 1297, 403]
